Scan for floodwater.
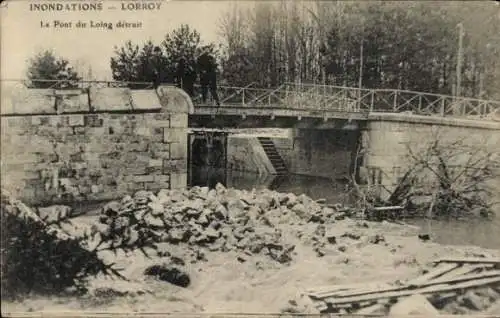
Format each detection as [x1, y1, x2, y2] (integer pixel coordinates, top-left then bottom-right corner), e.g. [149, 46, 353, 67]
[190, 166, 500, 250]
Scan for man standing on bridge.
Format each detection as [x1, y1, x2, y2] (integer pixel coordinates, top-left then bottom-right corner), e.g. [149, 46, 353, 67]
[149, 46, 165, 89]
[197, 49, 220, 106]
[175, 56, 196, 97]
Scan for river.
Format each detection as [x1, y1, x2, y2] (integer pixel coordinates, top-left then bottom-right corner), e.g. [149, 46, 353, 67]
[190, 166, 500, 250]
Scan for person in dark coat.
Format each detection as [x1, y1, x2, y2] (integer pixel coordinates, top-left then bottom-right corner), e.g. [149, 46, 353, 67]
[175, 56, 196, 97]
[150, 46, 164, 88]
[197, 50, 220, 106]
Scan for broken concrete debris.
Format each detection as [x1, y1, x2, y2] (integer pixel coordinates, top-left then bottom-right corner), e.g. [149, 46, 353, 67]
[5, 184, 499, 315]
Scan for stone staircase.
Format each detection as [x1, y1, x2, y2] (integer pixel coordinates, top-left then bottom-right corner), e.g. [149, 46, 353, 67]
[257, 137, 288, 175]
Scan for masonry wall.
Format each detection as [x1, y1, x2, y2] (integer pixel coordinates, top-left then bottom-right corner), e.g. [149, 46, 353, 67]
[0, 86, 190, 206]
[286, 129, 359, 180]
[363, 116, 500, 196]
[226, 135, 276, 176]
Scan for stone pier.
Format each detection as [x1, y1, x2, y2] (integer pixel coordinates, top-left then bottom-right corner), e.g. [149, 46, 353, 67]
[0, 85, 191, 206]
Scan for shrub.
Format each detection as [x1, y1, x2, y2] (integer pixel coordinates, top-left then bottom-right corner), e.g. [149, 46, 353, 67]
[0, 189, 159, 299]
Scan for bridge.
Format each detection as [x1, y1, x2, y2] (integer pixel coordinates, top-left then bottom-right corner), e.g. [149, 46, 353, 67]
[2, 79, 500, 125]
[1, 79, 500, 205]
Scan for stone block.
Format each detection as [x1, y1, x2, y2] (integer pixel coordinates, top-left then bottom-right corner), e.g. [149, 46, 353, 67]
[21, 170, 41, 180]
[49, 116, 64, 127]
[56, 92, 89, 113]
[22, 137, 53, 154]
[150, 120, 171, 128]
[163, 159, 187, 173]
[89, 87, 133, 112]
[85, 114, 103, 127]
[169, 173, 187, 189]
[67, 115, 85, 126]
[151, 127, 164, 136]
[170, 142, 187, 159]
[153, 151, 170, 160]
[130, 90, 161, 110]
[163, 128, 185, 143]
[170, 113, 188, 128]
[136, 126, 151, 137]
[146, 166, 163, 174]
[153, 113, 170, 121]
[2, 89, 56, 115]
[127, 141, 149, 152]
[31, 116, 51, 126]
[133, 175, 154, 183]
[91, 184, 103, 194]
[121, 165, 146, 176]
[128, 182, 146, 192]
[148, 159, 163, 168]
[145, 181, 170, 191]
[73, 126, 86, 135]
[154, 175, 170, 183]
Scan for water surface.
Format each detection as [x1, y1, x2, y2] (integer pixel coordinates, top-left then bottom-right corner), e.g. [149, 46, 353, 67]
[190, 166, 500, 250]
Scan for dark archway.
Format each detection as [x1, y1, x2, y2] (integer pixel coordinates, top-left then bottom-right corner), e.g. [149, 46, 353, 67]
[188, 131, 228, 188]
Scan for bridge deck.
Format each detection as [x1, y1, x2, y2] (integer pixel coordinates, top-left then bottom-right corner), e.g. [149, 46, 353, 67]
[1, 80, 499, 122]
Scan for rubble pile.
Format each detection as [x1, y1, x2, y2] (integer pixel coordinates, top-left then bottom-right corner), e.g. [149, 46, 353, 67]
[5, 184, 500, 315]
[439, 287, 500, 314]
[95, 183, 347, 265]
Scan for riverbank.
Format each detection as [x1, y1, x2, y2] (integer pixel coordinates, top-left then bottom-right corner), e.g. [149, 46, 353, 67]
[3, 185, 500, 315]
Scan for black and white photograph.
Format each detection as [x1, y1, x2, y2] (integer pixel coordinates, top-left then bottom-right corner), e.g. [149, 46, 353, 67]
[1, 0, 500, 315]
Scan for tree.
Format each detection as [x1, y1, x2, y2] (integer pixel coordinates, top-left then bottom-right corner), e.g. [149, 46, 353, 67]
[110, 40, 169, 88]
[26, 50, 81, 89]
[110, 25, 219, 89]
[218, 1, 500, 99]
[162, 24, 220, 77]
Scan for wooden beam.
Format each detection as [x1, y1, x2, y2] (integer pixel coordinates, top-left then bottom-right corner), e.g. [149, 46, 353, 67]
[406, 263, 458, 285]
[437, 264, 492, 281]
[322, 275, 500, 306]
[434, 258, 500, 265]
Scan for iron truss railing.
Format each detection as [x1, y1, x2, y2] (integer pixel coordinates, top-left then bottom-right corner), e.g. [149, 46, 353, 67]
[202, 82, 500, 119]
[2, 79, 500, 119]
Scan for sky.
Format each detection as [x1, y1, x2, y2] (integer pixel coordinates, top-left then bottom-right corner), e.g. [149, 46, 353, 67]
[1, 0, 239, 81]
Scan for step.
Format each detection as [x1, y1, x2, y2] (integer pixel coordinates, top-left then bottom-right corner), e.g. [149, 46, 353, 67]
[262, 148, 277, 152]
[269, 158, 284, 163]
[258, 137, 288, 174]
[273, 161, 286, 165]
[273, 163, 286, 168]
[264, 151, 281, 156]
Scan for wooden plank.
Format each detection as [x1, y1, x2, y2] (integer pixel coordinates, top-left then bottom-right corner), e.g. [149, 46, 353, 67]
[436, 264, 491, 281]
[318, 270, 500, 301]
[306, 281, 384, 295]
[322, 276, 500, 306]
[311, 282, 393, 299]
[435, 257, 500, 265]
[406, 263, 459, 285]
[426, 269, 500, 286]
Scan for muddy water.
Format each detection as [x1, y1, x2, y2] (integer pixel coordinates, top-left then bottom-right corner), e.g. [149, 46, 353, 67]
[190, 166, 500, 250]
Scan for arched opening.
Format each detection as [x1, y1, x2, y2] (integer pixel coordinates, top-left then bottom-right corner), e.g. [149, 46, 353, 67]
[188, 131, 228, 188]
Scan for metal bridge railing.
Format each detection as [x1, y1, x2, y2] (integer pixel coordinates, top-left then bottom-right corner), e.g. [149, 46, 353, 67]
[282, 82, 500, 118]
[2, 79, 500, 119]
